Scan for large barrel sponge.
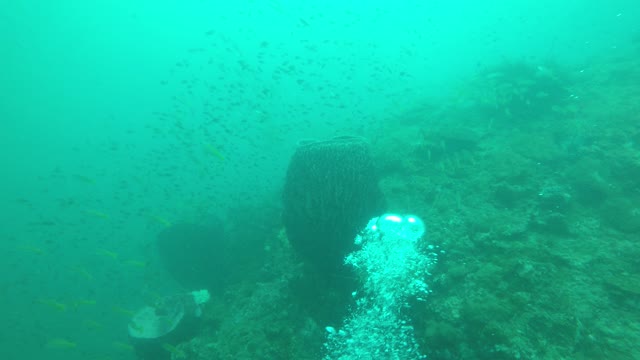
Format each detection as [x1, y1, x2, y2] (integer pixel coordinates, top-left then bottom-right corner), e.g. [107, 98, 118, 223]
[282, 136, 386, 272]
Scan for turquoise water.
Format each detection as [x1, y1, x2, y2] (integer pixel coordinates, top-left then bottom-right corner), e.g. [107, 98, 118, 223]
[1, 1, 639, 359]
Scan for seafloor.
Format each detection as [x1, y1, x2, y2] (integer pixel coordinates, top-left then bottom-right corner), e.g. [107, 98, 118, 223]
[173, 56, 640, 360]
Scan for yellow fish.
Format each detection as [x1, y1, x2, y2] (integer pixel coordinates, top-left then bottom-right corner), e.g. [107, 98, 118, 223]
[96, 249, 119, 260]
[113, 341, 134, 352]
[83, 319, 103, 330]
[205, 143, 225, 161]
[149, 215, 172, 227]
[83, 209, 109, 219]
[73, 299, 96, 308]
[38, 299, 67, 312]
[46, 338, 77, 350]
[125, 260, 148, 268]
[112, 306, 135, 317]
[70, 266, 93, 281]
[18, 245, 45, 255]
[73, 174, 95, 184]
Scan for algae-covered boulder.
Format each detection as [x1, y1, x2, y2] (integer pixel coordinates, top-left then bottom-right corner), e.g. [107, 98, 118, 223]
[128, 291, 209, 360]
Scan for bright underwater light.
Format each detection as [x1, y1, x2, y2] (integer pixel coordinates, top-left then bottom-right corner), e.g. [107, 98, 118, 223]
[324, 214, 438, 360]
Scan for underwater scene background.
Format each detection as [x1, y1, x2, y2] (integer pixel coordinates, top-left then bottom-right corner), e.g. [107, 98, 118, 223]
[1, 1, 639, 359]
